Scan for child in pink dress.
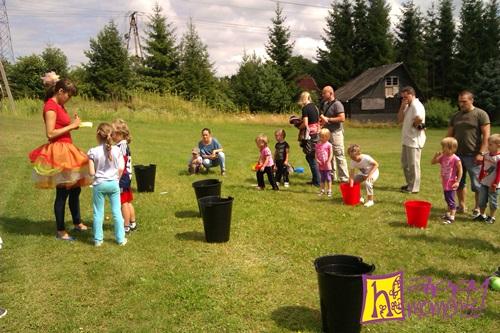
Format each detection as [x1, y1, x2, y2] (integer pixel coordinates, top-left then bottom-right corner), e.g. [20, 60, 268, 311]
[431, 137, 463, 224]
[315, 128, 333, 197]
[255, 134, 279, 190]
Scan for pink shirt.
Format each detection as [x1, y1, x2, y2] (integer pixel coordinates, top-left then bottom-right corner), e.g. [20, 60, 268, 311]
[259, 146, 274, 167]
[315, 141, 332, 171]
[438, 154, 460, 191]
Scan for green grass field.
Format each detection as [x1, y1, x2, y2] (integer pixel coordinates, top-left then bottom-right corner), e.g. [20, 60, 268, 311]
[0, 103, 499, 332]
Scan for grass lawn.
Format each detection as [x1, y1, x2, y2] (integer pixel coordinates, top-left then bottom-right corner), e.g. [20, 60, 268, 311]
[0, 109, 498, 332]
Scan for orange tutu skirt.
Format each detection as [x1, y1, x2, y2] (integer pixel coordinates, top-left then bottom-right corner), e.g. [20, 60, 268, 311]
[29, 141, 93, 189]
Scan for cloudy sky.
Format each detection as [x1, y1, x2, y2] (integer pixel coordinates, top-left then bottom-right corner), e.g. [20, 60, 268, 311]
[7, 0, 459, 77]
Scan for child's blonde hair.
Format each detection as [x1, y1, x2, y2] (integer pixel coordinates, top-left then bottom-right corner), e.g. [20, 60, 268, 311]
[96, 123, 114, 161]
[112, 119, 132, 143]
[275, 128, 286, 139]
[441, 137, 458, 153]
[319, 128, 331, 140]
[255, 134, 268, 146]
[347, 144, 361, 156]
[488, 133, 500, 145]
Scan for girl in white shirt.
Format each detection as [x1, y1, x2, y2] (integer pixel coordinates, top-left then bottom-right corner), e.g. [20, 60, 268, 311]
[87, 123, 126, 246]
[348, 144, 380, 207]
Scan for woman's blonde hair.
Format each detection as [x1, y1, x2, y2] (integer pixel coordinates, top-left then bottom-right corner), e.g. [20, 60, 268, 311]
[96, 123, 114, 161]
[112, 119, 132, 143]
[441, 137, 458, 153]
[347, 144, 361, 156]
[255, 134, 268, 146]
[298, 91, 311, 107]
[319, 128, 331, 140]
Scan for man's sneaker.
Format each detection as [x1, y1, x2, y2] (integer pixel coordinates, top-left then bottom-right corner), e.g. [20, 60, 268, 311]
[364, 200, 374, 207]
[0, 307, 7, 318]
[118, 238, 128, 246]
[485, 216, 496, 224]
[284, 182, 289, 188]
[471, 209, 481, 218]
[94, 240, 103, 247]
[473, 214, 487, 222]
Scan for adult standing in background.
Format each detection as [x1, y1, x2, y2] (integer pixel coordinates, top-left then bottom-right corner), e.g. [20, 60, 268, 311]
[397, 86, 426, 194]
[298, 91, 321, 187]
[198, 128, 226, 176]
[447, 90, 490, 217]
[319, 86, 349, 183]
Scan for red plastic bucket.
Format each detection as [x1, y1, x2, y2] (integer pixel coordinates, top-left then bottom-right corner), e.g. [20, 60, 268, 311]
[404, 200, 432, 228]
[339, 183, 361, 205]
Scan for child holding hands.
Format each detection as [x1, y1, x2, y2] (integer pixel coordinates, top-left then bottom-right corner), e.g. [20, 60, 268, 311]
[315, 128, 333, 197]
[348, 144, 379, 207]
[255, 134, 279, 190]
[431, 137, 463, 224]
[476, 134, 500, 224]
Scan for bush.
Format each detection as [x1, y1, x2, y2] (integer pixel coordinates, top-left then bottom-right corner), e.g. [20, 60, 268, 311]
[424, 98, 457, 128]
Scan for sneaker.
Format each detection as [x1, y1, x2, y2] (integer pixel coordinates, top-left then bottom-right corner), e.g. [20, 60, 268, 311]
[129, 222, 137, 231]
[125, 226, 131, 234]
[359, 197, 365, 204]
[441, 213, 451, 220]
[0, 307, 7, 318]
[442, 218, 454, 224]
[94, 240, 103, 247]
[473, 214, 486, 222]
[485, 216, 496, 224]
[118, 238, 128, 246]
[364, 200, 374, 207]
[471, 209, 481, 218]
[318, 190, 325, 196]
[221, 170, 226, 176]
[327, 191, 332, 198]
[284, 182, 289, 188]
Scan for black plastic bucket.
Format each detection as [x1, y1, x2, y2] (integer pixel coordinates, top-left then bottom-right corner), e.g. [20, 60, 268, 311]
[192, 179, 222, 215]
[198, 196, 233, 243]
[134, 164, 156, 192]
[314, 254, 375, 333]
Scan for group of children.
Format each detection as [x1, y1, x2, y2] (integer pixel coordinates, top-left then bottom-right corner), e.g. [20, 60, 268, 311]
[87, 119, 137, 246]
[433, 134, 500, 224]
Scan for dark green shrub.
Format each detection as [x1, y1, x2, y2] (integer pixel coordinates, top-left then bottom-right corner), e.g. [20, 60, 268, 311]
[424, 98, 457, 128]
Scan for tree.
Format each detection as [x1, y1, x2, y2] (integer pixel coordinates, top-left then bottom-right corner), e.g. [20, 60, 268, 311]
[394, 1, 426, 94]
[474, 57, 500, 122]
[435, 0, 456, 98]
[455, 0, 484, 92]
[481, 0, 500, 64]
[178, 19, 216, 100]
[265, 3, 294, 80]
[422, 3, 439, 96]
[7, 54, 46, 99]
[142, 3, 179, 93]
[41, 45, 69, 77]
[365, 0, 393, 68]
[352, 0, 370, 74]
[84, 21, 132, 100]
[316, 0, 355, 88]
[230, 52, 262, 110]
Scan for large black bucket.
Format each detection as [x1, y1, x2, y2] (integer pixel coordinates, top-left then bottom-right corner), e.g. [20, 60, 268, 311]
[314, 254, 375, 333]
[192, 179, 222, 215]
[198, 196, 233, 243]
[134, 164, 156, 192]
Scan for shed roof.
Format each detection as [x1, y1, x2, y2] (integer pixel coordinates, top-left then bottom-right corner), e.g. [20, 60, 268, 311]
[335, 62, 403, 101]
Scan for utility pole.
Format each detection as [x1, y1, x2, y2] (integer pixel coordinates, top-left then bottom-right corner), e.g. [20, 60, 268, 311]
[0, 0, 14, 111]
[125, 11, 143, 59]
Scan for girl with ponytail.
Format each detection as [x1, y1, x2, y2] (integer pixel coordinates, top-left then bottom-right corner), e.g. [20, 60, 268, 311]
[87, 123, 127, 246]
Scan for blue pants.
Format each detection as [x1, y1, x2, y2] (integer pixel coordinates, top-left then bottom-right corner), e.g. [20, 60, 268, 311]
[478, 185, 499, 211]
[202, 151, 226, 172]
[305, 153, 320, 186]
[458, 155, 481, 192]
[92, 180, 125, 243]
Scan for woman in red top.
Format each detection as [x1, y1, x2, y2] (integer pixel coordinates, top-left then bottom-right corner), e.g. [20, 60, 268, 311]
[29, 77, 92, 241]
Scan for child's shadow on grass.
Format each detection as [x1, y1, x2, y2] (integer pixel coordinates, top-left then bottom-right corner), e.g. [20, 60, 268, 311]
[271, 305, 321, 332]
[174, 210, 199, 219]
[399, 234, 499, 253]
[175, 231, 205, 242]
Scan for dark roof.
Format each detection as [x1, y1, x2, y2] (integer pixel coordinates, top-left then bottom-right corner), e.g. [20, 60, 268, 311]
[335, 62, 403, 101]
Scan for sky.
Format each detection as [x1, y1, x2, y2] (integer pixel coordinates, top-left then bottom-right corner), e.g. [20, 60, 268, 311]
[6, 0, 460, 77]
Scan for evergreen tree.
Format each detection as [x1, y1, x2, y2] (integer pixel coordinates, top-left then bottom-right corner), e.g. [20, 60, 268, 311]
[481, 0, 500, 64]
[265, 3, 294, 80]
[41, 45, 69, 77]
[316, 0, 355, 88]
[142, 3, 179, 93]
[455, 0, 484, 92]
[394, 1, 426, 94]
[474, 57, 500, 122]
[422, 3, 440, 96]
[435, 0, 456, 98]
[352, 0, 370, 75]
[178, 19, 216, 100]
[84, 21, 132, 100]
[230, 52, 262, 110]
[365, 0, 393, 68]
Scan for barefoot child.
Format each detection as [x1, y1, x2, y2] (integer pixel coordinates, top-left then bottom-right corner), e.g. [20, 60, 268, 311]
[348, 144, 379, 207]
[255, 134, 279, 190]
[112, 119, 137, 233]
[274, 129, 290, 187]
[476, 134, 500, 224]
[315, 128, 333, 197]
[431, 137, 463, 224]
[88, 123, 126, 246]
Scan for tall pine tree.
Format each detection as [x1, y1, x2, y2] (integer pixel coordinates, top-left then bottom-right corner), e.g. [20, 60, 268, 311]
[422, 3, 439, 96]
[265, 3, 294, 81]
[394, 1, 426, 94]
[352, 0, 370, 75]
[481, 0, 500, 64]
[435, 0, 456, 99]
[316, 0, 355, 88]
[365, 0, 393, 68]
[142, 3, 179, 93]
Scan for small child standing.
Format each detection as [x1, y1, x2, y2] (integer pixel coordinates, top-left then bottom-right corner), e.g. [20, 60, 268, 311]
[112, 119, 137, 233]
[255, 134, 279, 190]
[476, 134, 500, 224]
[431, 137, 463, 224]
[88, 123, 126, 246]
[188, 147, 203, 175]
[315, 128, 333, 197]
[274, 129, 290, 187]
[348, 144, 379, 207]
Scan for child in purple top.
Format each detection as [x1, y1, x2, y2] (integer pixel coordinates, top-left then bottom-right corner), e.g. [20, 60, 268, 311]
[255, 134, 279, 190]
[432, 137, 463, 224]
[315, 128, 333, 197]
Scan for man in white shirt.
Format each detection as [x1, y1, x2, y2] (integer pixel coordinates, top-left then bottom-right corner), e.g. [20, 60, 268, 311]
[397, 86, 426, 193]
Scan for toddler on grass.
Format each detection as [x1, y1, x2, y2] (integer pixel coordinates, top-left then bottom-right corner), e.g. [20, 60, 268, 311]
[348, 144, 379, 207]
[255, 134, 279, 190]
